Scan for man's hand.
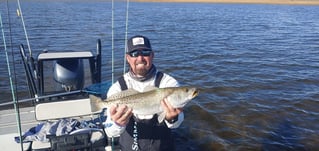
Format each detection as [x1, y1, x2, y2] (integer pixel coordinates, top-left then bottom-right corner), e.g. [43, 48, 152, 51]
[109, 105, 133, 126]
[161, 98, 183, 121]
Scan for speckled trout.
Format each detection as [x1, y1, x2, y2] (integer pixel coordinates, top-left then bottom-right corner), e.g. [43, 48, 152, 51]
[90, 86, 198, 123]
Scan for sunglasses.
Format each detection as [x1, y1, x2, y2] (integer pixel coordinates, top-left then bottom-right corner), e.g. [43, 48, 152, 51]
[128, 50, 152, 57]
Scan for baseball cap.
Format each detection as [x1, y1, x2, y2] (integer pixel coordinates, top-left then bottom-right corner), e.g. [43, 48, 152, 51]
[127, 35, 152, 53]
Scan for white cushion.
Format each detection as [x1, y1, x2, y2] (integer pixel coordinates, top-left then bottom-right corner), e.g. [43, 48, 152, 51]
[35, 98, 93, 121]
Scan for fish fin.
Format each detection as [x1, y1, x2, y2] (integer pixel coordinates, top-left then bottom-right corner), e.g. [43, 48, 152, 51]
[157, 112, 166, 123]
[143, 86, 157, 92]
[107, 88, 140, 100]
[89, 95, 104, 113]
[123, 88, 140, 95]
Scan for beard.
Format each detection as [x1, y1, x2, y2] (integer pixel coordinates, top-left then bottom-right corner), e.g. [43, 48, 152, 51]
[134, 66, 149, 77]
[129, 64, 156, 82]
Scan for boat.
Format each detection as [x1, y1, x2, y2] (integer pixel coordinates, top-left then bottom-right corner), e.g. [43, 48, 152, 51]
[0, 1, 127, 150]
[0, 39, 117, 150]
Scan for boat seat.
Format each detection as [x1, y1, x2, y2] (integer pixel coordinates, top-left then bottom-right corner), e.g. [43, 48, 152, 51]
[32, 98, 107, 150]
[35, 98, 94, 121]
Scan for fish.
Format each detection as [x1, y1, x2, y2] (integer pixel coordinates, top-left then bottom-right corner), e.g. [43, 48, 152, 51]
[90, 86, 199, 123]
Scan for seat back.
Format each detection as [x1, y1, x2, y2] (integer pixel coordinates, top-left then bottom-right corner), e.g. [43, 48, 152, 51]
[33, 98, 107, 150]
[35, 98, 93, 121]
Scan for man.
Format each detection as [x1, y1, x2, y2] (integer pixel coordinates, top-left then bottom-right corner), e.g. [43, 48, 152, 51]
[104, 35, 184, 151]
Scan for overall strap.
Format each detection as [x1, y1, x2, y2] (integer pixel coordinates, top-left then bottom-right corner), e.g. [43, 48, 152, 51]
[118, 71, 171, 151]
[154, 71, 163, 87]
[118, 71, 163, 91]
[118, 76, 128, 91]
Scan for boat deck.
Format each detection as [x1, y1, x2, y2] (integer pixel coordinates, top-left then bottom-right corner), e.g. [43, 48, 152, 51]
[0, 98, 108, 151]
[0, 106, 36, 151]
[0, 106, 37, 135]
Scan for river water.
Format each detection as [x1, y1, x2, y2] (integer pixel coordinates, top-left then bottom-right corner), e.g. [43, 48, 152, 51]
[1, 1, 319, 150]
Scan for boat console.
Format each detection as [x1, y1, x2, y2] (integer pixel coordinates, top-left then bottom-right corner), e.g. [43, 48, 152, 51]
[12, 39, 116, 150]
[19, 39, 102, 102]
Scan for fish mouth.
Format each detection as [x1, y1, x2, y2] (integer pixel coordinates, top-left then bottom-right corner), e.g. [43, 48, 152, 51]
[192, 89, 199, 98]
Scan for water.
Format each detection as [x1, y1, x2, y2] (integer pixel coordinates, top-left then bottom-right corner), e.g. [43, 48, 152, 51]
[1, 1, 319, 150]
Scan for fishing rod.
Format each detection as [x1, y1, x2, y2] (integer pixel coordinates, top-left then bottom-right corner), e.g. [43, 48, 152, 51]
[0, 9, 24, 150]
[111, 0, 131, 83]
[16, 0, 38, 98]
[16, 0, 32, 56]
[111, 0, 114, 84]
[3, 0, 35, 149]
[123, 0, 130, 74]
[109, 1, 131, 150]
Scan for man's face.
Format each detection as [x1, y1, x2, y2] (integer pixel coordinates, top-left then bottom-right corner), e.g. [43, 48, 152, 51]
[126, 50, 154, 76]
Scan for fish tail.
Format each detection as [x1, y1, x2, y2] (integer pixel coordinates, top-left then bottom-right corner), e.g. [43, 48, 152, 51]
[89, 95, 103, 113]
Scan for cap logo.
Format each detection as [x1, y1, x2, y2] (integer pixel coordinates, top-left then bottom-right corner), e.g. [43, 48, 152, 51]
[132, 37, 145, 46]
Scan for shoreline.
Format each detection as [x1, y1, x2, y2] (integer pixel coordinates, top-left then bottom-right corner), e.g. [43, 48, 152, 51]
[132, 0, 319, 5]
